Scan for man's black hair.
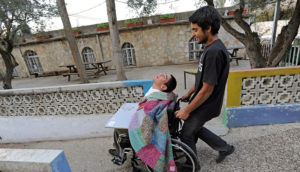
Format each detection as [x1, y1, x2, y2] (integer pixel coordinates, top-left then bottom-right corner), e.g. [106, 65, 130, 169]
[189, 6, 221, 35]
[164, 74, 177, 93]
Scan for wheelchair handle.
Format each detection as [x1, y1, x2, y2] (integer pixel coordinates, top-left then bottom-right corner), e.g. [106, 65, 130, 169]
[177, 98, 182, 102]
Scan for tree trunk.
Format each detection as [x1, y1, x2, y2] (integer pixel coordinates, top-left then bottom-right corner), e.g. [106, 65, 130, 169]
[267, 0, 300, 67]
[106, 0, 127, 81]
[56, 0, 89, 83]
[245, 41, 266, 68]
[0, 52, 17, 89]
[244, 31, 266, 68]
[3, 64, 13, 89]
[220, 12, 267, 68]
[0, 39, 18, 89]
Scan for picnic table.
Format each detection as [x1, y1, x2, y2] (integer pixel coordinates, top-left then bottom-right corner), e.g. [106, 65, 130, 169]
[59, 64, 78, 73]
[183, 69, 197, 89]
[59, 60, 111, 81]
[227, 46, 245, 65]
[84, 60, 111, 75]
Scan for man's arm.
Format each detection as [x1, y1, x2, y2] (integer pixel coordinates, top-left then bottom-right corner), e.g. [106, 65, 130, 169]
[176, 82, 214, 120]
[181, 85, 195, 102]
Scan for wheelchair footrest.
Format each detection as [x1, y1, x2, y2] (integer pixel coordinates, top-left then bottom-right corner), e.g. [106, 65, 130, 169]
[112, 156, 124, 165]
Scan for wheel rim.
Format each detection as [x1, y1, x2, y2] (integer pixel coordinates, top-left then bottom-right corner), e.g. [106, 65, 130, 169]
[172, 143, 195, 172]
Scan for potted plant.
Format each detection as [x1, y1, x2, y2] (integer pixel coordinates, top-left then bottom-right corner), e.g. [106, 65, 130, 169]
[159, 14, 175, 23]
[36, 32, 52, 40]
[227, 9, 247, 16]
[73, 28, 81, 35]
[124, 18, 143, 28]
[96, 23, 109, 31]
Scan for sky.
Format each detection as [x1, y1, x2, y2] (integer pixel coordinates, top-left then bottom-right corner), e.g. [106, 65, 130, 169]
[46, 0, 234, 31]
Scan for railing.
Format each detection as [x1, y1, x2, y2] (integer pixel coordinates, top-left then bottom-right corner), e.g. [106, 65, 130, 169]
[279, 45, 300, 66]
[261, 43, 300, 66]
[261, 43, 272, 58]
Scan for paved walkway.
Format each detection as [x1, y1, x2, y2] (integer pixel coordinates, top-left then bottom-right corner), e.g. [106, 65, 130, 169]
[1, 60, 299, 171]
[1, 123, 299, 172]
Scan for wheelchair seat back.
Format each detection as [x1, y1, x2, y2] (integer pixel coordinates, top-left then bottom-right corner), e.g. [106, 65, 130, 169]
[167, 94, 182, 138]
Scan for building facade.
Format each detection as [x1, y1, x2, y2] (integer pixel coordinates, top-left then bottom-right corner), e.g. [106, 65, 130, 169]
[0, 10, 245, 78]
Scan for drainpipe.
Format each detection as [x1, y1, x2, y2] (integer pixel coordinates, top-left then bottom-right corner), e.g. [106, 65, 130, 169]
[271, 0, 280, 48]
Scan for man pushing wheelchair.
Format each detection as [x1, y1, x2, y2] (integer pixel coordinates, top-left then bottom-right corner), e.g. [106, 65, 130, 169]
[108, 5, 235, 172]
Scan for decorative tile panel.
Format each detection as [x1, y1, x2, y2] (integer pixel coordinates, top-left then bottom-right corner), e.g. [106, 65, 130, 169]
[0, 86, 143, 116]
[240, 74, 300, 106]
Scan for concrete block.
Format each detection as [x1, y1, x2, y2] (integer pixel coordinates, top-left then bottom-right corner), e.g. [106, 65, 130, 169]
[0, 149, 71, 172]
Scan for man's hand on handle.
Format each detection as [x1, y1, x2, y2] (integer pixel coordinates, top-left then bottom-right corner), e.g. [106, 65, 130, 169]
[181, 94, 191, 102]
[177, 85, 195, 120]
[175, 109, 190, 120]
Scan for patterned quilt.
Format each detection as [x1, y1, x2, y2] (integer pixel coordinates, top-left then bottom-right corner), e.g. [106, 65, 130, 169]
[128, 91, 177, 172]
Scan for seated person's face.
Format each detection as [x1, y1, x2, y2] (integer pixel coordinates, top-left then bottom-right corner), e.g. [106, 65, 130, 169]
[153, 73, 171, 91]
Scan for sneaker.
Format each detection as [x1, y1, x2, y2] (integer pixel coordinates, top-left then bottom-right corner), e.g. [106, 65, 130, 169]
[108, 149, 118, 157]
[216, 145, 235, 163]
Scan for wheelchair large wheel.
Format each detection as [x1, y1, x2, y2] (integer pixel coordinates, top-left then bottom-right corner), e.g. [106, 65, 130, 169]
[171, 139, 200, 172]
[145, 139, 200, 172]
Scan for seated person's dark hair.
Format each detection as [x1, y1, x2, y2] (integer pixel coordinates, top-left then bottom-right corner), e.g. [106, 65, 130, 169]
[163, 74, 177, 93]
[189, 6, 221, 35]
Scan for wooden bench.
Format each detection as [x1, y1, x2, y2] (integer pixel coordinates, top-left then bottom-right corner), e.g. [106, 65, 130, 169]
[62, 73, 79, 81]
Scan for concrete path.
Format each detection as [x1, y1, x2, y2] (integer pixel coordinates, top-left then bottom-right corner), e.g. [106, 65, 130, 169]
[1, 123, 299, 172]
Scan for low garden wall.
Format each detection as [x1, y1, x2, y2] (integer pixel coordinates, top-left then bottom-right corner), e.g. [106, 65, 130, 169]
[223, 66, 300, 127]
[0, 79, 153, 143]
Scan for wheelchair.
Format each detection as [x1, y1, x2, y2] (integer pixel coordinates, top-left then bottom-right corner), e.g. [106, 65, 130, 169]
[110, 98, 201, 172]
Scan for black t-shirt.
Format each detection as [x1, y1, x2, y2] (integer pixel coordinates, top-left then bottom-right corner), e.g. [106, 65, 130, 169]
[190, 39, 230, 120]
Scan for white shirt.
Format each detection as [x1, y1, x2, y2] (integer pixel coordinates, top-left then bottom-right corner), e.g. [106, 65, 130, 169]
[144, 87, 161, 97]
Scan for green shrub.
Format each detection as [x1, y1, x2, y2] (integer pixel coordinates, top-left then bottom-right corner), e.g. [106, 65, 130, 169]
[160, 14, 174, 19]
[72, 28, 80, 31]
[36, 32, 49, 37]
[97, 23, 109, 28]
[124, 18, 142, 24]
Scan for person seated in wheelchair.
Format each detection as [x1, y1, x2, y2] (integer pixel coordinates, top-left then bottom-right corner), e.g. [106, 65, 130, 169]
[109, 73, 177, 171]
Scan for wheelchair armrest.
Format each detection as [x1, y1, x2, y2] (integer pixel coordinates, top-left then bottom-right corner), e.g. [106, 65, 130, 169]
[167, 94, 178, 116]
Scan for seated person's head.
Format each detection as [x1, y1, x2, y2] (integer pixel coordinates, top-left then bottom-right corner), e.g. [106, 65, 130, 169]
[153, 73, 177, 93]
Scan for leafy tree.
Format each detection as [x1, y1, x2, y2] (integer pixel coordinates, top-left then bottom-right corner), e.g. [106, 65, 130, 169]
[0, 0, 57, 89]
[127, 0, 158, 16]
[203, 0, 300, 68]
[214, 0, 227, 8]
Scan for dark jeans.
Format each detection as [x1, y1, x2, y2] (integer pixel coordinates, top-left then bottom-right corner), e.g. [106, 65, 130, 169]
[180, 111, 231, 156]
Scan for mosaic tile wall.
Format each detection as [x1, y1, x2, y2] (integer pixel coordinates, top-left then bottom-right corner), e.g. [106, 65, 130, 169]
[0, 86, 144, 116]
[240, 74, 300, 106]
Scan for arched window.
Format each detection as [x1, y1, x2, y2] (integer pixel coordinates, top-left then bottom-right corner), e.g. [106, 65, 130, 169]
[82, 47, 96, 69]
[188, 37, 204, 61]
[122, 42, 136, 66]
[24, 50, 43, 74]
